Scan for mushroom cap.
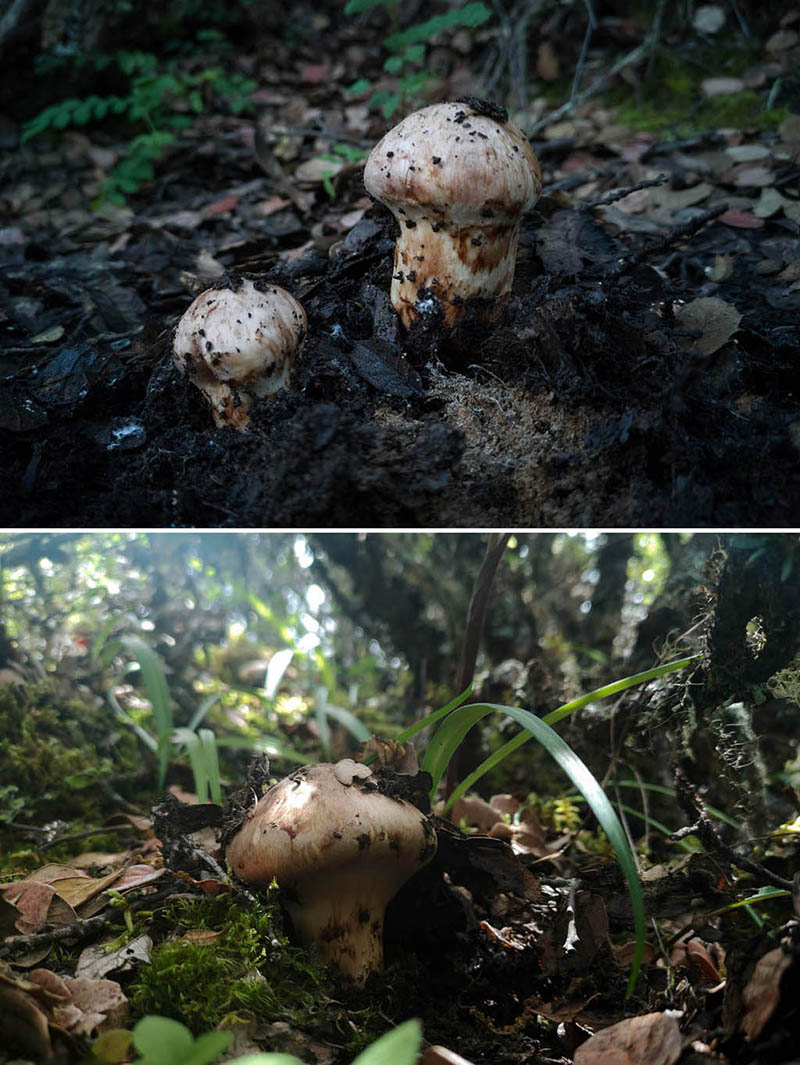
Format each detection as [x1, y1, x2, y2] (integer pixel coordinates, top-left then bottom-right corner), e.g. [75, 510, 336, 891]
[364, 101, 542, 227]
[173, 278, 306, 396]
[226, 761, 437, 889]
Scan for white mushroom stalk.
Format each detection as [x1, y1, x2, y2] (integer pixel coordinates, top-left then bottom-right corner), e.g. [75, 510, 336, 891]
[173, 278, 306, 430]
[226, 759, 437, 985]
[363, 100, 542, 330]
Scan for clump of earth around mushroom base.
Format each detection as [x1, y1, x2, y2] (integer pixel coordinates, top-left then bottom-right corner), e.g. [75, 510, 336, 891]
[172, 276, 306, 430]
[225, 759, 438, 986]
[363, 100, 542, 330]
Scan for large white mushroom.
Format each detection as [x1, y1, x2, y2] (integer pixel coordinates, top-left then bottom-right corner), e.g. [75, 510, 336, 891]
[226, 759, 437, 985]
[363, 100, 542, 329]
[172, 278, 306, 430]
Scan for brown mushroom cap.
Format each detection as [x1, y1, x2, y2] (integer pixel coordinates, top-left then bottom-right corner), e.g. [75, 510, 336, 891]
[172, 278, 306, 430]
[363, 102, 542, 328]
[226, 760, 437, 984]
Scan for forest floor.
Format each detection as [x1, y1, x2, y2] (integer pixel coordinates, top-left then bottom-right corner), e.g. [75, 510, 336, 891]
[2, 751, 799, 1065]
[1, 7, 799, 526]
[2, 534, 800, 1063]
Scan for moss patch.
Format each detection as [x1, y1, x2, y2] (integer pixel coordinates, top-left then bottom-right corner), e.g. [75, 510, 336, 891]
[130, 894, 334, 1033]
[612, 50, 789, 135]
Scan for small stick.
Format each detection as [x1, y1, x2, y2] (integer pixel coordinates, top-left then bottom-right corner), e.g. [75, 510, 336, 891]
[672, 765, 792, 892]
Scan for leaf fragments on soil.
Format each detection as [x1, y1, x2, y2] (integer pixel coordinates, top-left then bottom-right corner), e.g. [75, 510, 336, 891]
[676, 296, 742, 356]
[740, 945, 794, 1042]
[573, 1011, 691, 1065]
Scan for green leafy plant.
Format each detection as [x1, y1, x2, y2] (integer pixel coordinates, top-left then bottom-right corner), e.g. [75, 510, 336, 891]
[319, 143, 369, 198]
[106, 637, 225, 798]
[21, 49, 257, 205]
[345, 0, 492, 118]
[125, 1016, 421, 1065]
[132, 1016, 231, 1065]
[393, 654, 701, 995]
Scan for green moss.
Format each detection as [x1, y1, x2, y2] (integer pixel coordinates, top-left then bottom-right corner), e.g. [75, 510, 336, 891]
[0, 684, 115, 819]
[129, 894, 333, 1033]
[612, 49, 789, 135]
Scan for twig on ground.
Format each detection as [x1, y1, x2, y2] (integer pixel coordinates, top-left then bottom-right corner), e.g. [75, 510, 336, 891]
[527, 0, 668, 137]
[673, 765, 792, 892]
[571, 0, 597, 105]
[585, 174, 667, 207]
[597, 202, 730, 279]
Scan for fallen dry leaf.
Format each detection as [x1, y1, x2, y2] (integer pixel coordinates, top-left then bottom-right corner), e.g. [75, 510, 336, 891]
[718, 208, 764, 228]
[741, 945, 794, 1041]
[574, 1011, 690, 1065]
[669, 938, 723, 984]
[765, 29, 798, 53]
[450, 795, 503, 833]
[0, 969, 54, 1059]
[2, 881, 77, 934]
[676, 296, 742, 356]
[76, 934, 152, 980]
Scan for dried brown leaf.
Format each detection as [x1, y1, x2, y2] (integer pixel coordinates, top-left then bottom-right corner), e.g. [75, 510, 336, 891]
[741, 946, 794, 1041]
[676, 296, 742, 356]
[574, 1011, 690, 1065]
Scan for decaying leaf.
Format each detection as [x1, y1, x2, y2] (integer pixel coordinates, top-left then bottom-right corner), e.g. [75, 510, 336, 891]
[741, 945, 794, 1041]
[1, 881, 77, 935]
[676, 297, 742, 356]
[76, 934, 152, 980]
[574, 1011, 690, 1065]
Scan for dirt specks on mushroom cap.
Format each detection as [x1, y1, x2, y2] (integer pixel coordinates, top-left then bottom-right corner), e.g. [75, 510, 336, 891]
[363, 101, 542, 328]
[172, 278, 306, 429]
[364, 101, 542, 227]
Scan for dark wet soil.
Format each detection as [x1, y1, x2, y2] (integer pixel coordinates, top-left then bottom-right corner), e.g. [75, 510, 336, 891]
[3, 187, 799, 528]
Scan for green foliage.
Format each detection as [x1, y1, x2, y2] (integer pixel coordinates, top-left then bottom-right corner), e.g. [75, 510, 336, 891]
[129, 894, 332, 1032]
[132, 1016, 231, 1065]
[0, 684, 115, 822]
[21, 49, 257, 206]
[319, 143, 370, 198]
[345, 0, 491, 119]
[613, 49, 790, 135]
[123, 1016, 422, 1065]
[230, 1019, 422, 1065]
[399, 658, 698, 996]
[173, 727, 222, 803]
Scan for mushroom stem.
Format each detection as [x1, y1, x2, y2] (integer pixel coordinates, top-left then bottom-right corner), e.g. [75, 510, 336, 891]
[284, 867, 391, 984]
[391, 222, 523, 330]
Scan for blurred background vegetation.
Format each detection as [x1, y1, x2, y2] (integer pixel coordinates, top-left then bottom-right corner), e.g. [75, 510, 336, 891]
[2, 531, 799, 873]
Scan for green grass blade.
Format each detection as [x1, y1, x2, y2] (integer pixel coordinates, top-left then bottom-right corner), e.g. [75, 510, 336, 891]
[420, 703, 491, 787]
[394, 684, 474, 746]
[445, 656, 701, 812]
[323, 703, 371, 742]
[611, 780, 739, 829]
[186, 693, 221, 734]
[216, 735, 308, 764]
[122, 637, 173, 741]
[199, 728, 222, 804]
[432, 701, 647, 995]
[174, 727, 208, 802]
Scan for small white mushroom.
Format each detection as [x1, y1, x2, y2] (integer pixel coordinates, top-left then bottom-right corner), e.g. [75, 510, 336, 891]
[363, 100, 542, 329]
[226, 760, 437, 985]
[172, 278, 306, 430]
